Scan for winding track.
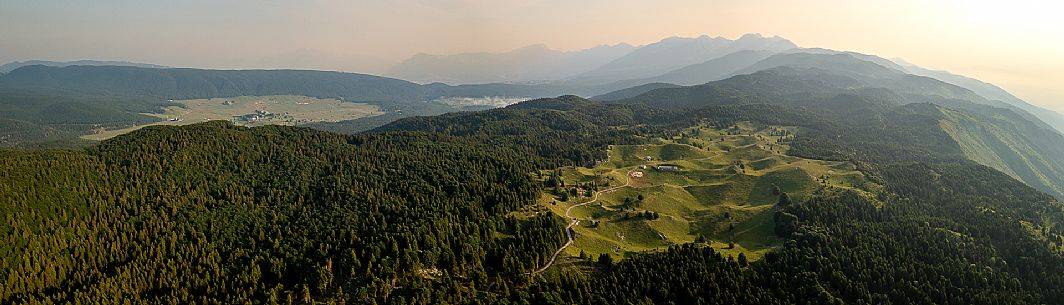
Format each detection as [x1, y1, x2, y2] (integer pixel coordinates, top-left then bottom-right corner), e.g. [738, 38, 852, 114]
[532, 168, 635, 275]
[530, 141, 775, 274]
[530, 149, 720, 274]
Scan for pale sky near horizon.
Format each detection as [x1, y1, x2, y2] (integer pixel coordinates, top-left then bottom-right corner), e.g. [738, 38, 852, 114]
[1, 0, 1062, 112]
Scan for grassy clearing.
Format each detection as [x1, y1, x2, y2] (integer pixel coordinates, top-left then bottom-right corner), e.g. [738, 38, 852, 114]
[538, 121, 879, 262]
[81, 95, 382, 140]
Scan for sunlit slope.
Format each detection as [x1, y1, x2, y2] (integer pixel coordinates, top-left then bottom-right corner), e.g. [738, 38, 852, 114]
[537, 122, 879, 263]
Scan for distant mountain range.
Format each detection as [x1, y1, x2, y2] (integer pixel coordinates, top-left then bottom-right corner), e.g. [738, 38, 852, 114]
[383, 34, 1064, 137]
[388, 33, 796, 86]
[567, 33, 796, 85]
[386, 43, 636, 84]
[892, 62, 1064, 134]
[0, 60, 169, 73]
[8, 33, 1064, 305]
[603, 53, 1064, 199]
[2, 33, 1062, 145]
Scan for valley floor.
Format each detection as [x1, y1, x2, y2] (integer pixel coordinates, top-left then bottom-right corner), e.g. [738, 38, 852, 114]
[79, 95, 382, 140]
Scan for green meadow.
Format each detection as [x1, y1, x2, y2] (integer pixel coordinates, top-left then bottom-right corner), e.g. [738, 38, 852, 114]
[81, 95, 382, 140]
[534, 122, 879, 264]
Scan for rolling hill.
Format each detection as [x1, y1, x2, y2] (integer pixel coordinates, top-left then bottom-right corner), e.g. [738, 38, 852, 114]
[5, 89, 1064, 303]
[0, 65, 574, 146]
[374, 95, 1064, 303]
[0, 65, 437, 101]
[582, 46, 1064, 136]
[609, 55, 1064, 199]
[0, 60, 169, 73]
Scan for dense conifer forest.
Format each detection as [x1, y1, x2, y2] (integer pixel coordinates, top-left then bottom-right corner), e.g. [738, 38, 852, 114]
[3, 95, 1064, 304]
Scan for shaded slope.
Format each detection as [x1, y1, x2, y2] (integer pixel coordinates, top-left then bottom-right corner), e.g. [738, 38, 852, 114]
[613, 62, 1064, 199]
[0, 65, 566, 102]
[0, 65, 432, 101]
[898, 62, 1064, 134]
[0, 60, 169, 73]
[939, 106, 1064, 198]
[570, 34, 796, 84]
[591, 82, 683, 101]
[583, 50, 776, 98]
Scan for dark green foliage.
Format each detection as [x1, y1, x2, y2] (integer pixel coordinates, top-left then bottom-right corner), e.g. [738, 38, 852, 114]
[0, 65, 567, 147]
[4, 88, 1064, 305]
[528, 245, 775, 305]
[0, 65, 425, 101]
[375, 96, 667, 168]
[774, 211, 799, 237]
[776, 192, 792, 206]
[609, 56, 1064, 199]
[596, 253, 613, 268]
[0, 122, 566, 304]
[0, 89, 169, 147]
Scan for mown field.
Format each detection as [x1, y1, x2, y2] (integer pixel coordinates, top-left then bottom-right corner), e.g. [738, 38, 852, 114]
[532, 122, 881, 266]
[80, 95, 382, 140]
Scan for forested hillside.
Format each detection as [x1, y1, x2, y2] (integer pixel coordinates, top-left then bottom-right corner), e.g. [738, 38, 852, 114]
[374, 95, 671, 168]
[612, 59, 1064, 199]
[384, 96, 1064, 304]
[1, 122, 569, 304]
[0, 89, 167, 147]
[0, 65, 431, 101]
[0, 65, 571, 147]
[0, 60, 169, 73]
[4, 94, 1064, 304]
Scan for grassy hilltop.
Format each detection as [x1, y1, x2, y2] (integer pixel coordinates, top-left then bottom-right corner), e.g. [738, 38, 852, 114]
[525, 121, 878, 268]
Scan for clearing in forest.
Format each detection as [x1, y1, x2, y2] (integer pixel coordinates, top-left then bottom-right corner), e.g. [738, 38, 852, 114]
[529, 121, 881, 269]
[81, 95, 383, 140]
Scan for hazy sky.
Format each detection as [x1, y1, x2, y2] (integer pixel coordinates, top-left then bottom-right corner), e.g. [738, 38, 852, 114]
[1, 0, 1062, 112]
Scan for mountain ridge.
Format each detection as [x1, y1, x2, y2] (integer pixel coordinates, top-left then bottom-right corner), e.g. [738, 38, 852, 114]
[0, 60, 169, 73]
[611, 57, 1064, 199]
[567, 33, 798, 85]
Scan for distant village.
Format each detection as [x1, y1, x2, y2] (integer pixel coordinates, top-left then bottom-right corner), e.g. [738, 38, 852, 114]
[235, 109, 293, 124]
